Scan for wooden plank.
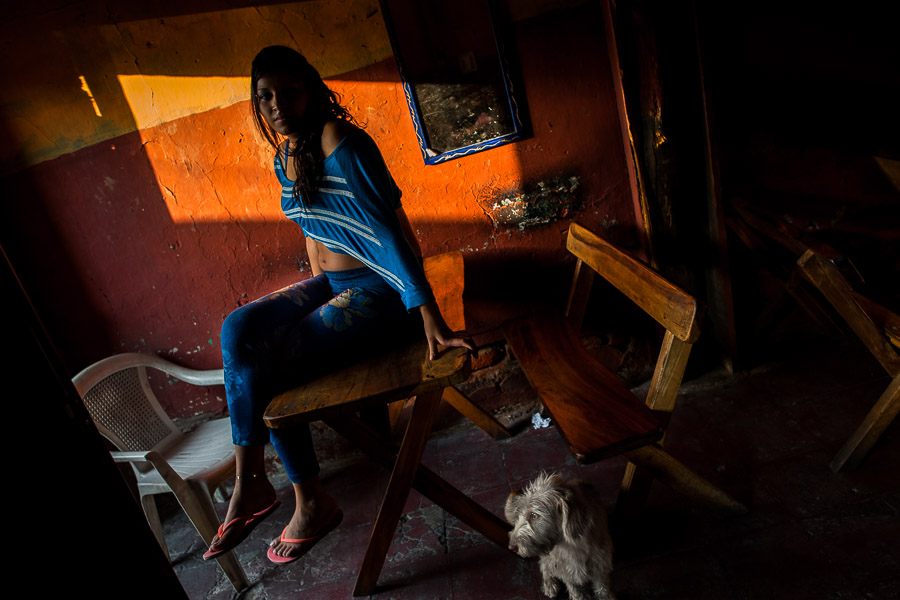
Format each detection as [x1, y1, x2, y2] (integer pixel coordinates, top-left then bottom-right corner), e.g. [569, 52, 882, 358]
[830, 374, 900, 472]
[352, 388, 443, 596]
[325, 414, 510, 549]
[564, 258, 595, 332]
[442, 386, 511, 440]
[617, 333, 693, 515]
[406, 460, 511, 549]
[853, 292, 900, 348]
[644, 332, 694, 414]
[730, 199, 812, 258]
[386, 399, 408, 435]
[798, 250, 900, 377]
[601, 0, 655, 266]
[567, 223, 699, 343]
[694, 5, 738, 373]
[795, 250, 900, 472]
[504, 314, 662, 463]
[264, 341, 470, 429]
[784, 271, 846, 334]
[726, 214, 843, 335]
[181, 480, 250, 591]
[623, 445, 747, 517]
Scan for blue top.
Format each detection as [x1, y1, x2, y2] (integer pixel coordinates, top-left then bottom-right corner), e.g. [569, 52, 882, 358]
[275, 129, 435, 310]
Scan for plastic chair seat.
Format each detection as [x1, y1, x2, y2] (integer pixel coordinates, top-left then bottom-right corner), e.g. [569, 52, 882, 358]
[136, 418, 235, 490]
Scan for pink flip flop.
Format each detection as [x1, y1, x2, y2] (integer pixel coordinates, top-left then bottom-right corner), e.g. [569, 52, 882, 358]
[203, 499, 281, 560]
[266, 509, 344, 565]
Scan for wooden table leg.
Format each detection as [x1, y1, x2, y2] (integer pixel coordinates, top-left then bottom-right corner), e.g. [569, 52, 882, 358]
[622, 445, 747, 517]
[442, 386, 512, 440]
[327, 414, 511, 550]
[350, 387, 443, 596]
[830, 373, 900, 472]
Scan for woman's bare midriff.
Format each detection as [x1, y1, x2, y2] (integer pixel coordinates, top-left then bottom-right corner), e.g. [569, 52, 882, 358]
[286, 122, 367, 275]
[314, 240, 365, 272]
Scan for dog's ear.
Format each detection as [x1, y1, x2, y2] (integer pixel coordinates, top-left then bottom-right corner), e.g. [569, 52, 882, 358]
[558, 482, 592, 545]
[504, 489, 524, 523]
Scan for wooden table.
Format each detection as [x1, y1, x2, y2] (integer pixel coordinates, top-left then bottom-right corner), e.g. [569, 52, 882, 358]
[264, 340, 510, 596]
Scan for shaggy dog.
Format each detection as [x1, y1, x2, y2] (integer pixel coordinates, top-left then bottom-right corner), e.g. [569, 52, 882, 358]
[505, 472, 615, 600]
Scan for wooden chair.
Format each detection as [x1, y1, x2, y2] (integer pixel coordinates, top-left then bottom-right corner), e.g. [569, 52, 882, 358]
[728, 199, 899, 471]
[726, 197, 848, 337]
[504, 223, 747, 517]
[797, 249, 900, 472]
[264, 251, 510, 596]
[72, 353, 248, 591]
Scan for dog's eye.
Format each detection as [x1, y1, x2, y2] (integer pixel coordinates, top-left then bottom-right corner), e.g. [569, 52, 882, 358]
[528, 512, 539, 521]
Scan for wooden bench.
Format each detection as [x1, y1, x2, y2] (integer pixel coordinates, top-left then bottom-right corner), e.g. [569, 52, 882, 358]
[504, 223, 746, 516]
[264, 252, 510, 596]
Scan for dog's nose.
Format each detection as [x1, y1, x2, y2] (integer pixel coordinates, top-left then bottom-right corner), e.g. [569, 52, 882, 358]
[508, 541, 517, 553]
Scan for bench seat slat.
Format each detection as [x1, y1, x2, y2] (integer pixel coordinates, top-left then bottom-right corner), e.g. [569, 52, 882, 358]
[504, 314, 663, 463]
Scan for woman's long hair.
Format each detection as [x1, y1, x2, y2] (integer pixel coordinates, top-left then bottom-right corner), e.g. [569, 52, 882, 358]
[251, 46, 357, 207]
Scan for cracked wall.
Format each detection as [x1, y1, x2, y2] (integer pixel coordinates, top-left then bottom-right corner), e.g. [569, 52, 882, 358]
[1, 0, 637, 419]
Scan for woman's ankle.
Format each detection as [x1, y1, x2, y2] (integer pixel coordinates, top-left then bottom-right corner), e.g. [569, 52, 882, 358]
[229, 475, 276, 509]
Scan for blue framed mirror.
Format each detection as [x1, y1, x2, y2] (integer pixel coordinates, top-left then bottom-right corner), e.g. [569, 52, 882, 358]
[381, 0, 529, 165]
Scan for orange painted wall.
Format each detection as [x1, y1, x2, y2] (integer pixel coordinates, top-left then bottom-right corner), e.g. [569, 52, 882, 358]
[1, 1, 636, 418]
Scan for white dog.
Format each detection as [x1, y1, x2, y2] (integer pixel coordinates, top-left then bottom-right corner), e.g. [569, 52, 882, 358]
[505, 472, 615, 600]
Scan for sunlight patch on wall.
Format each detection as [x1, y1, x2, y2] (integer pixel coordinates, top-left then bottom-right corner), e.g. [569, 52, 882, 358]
[118, 74, 249, 130]
[141, 79, 418, 226]
[78, 76, 103, 117]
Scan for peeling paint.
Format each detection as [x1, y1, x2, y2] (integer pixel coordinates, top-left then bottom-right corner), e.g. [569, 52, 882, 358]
[482, 175, 582, 231]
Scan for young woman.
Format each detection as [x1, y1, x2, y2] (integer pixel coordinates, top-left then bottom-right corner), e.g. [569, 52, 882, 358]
[203, 45, 473, 564]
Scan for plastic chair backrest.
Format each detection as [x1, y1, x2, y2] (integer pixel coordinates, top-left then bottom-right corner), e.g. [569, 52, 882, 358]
[73, 353, 219, 473]
[79, 365, 179, 452]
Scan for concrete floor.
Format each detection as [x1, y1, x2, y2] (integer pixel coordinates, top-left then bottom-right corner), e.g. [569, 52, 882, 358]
[161, 334, 899, 599]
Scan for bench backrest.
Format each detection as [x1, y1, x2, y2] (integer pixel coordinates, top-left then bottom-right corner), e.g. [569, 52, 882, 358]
[565, 223, 699, 343]
[564, 222, 700, 412]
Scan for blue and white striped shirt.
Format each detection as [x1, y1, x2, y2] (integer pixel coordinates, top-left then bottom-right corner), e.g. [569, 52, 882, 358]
[275, 129, 435, 310]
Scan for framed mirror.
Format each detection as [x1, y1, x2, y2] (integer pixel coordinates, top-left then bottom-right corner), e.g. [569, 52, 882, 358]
[381, 0, 529, 165]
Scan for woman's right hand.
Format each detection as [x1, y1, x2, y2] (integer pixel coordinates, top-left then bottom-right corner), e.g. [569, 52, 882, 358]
[418, 301, 475, 360]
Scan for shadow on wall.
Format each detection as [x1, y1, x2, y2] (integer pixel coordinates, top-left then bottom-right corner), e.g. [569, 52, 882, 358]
[0, 97, 120, 379]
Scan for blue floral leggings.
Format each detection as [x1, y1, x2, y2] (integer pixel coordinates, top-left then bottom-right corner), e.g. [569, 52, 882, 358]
[221, 267, 418, 483]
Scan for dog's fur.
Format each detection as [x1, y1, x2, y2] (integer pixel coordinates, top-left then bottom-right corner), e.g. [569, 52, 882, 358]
[505, 472, 615, 600]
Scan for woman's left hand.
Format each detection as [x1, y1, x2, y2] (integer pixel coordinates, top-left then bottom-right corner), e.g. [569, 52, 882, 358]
[419, 301, 476, 360]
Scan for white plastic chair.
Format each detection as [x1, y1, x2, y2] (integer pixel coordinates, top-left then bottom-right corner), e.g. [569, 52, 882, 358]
[72, 352, 248, 591]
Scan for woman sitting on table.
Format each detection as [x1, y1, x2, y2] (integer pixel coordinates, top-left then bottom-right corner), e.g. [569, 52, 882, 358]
[203, 45, 473, 565]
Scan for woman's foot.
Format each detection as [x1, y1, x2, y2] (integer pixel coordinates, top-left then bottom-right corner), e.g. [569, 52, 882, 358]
[268, 492, 341, 561]
[205, 474, 279, 558]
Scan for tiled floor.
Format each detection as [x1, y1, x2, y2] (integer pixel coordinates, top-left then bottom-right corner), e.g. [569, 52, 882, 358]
[163, 334, 899, 599]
